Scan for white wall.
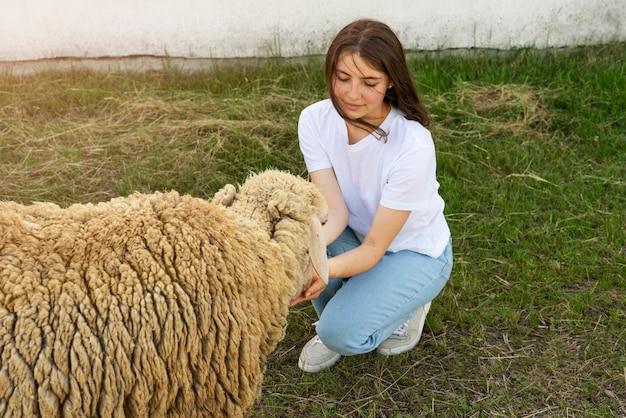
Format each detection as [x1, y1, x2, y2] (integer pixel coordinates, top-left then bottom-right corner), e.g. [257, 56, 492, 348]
[0, 0, 624, 62]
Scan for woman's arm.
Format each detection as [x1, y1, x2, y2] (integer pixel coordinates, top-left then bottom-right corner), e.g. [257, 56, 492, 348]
[293, 204, 410, 304]
[310, 168, 349, 246]
[328, 205, 410, 279]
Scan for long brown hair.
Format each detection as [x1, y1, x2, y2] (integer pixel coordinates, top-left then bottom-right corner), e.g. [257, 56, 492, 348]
[325, 19, 429, 140]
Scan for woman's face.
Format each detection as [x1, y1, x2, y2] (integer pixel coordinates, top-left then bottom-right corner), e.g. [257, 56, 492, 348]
[331, 52, 391, 123]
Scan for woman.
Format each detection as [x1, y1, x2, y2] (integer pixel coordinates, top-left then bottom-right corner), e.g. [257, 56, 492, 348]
[290, 19, 453, 373]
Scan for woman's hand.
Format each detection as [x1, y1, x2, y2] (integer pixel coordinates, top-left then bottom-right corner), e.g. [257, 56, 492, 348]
[289, 271, 329, 307]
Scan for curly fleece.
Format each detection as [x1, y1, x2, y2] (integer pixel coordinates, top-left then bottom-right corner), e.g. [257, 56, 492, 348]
[0, 171, 325, 417]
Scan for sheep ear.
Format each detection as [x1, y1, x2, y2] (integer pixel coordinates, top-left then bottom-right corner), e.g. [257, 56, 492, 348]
[212, 184, 236, 207]
[308, 214, 329, 284]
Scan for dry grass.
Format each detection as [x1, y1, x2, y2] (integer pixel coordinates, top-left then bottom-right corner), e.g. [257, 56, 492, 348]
[0, 85, 310, 204]
[429, 83, 551, 142]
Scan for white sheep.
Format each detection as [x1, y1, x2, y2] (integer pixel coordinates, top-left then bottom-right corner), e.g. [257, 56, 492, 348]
[0, 169, 327, 417]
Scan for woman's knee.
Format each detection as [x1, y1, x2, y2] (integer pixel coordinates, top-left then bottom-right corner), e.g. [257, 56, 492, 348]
[316, 319, 371, 356]
[327, 227, 360, 258]
[312, 278, 345, 316]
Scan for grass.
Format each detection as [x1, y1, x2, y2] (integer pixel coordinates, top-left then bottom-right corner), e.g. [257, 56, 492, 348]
[1, 44, 624, 416]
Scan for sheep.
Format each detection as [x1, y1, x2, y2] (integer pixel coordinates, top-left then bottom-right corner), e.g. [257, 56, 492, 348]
[0, 169, 328, 417]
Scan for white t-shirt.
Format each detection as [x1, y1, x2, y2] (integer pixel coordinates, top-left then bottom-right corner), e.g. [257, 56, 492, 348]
[298, 99, 450, 258]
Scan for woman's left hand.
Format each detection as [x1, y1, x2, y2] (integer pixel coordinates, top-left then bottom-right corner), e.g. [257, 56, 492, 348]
[289, 274, 328, 307]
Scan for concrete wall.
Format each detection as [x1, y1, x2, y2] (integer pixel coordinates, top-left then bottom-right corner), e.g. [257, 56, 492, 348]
[1, 0, 624, 62]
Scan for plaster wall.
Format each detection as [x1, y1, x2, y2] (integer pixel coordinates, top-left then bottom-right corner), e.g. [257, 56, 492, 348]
[0, 0, 624, 61]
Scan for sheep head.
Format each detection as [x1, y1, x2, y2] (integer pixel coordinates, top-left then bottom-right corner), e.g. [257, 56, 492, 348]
[212, 170, 328, 298]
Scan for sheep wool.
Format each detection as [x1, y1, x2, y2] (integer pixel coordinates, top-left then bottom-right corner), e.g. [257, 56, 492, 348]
[0, 170, 327, 417]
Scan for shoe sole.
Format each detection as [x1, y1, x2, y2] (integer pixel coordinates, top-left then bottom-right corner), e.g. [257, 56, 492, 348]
[377, 302, 431, 356]
[298, 353, 341, 373]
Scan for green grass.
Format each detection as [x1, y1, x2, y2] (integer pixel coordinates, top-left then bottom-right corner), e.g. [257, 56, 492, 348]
[1, 44, 624, 416]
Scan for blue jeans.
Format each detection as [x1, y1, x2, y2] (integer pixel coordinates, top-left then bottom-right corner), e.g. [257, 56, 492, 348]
[313, 227, 453, 356]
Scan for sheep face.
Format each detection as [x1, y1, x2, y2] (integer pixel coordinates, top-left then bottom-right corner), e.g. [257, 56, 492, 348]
[212, 170, 329, 298]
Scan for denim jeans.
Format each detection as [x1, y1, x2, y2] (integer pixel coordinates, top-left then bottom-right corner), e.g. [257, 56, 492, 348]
[312, 226, 453, 356]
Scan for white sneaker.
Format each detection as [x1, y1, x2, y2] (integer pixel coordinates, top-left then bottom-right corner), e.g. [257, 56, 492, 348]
[377, 302, 431, 356]
[298, 334, 341, 373]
